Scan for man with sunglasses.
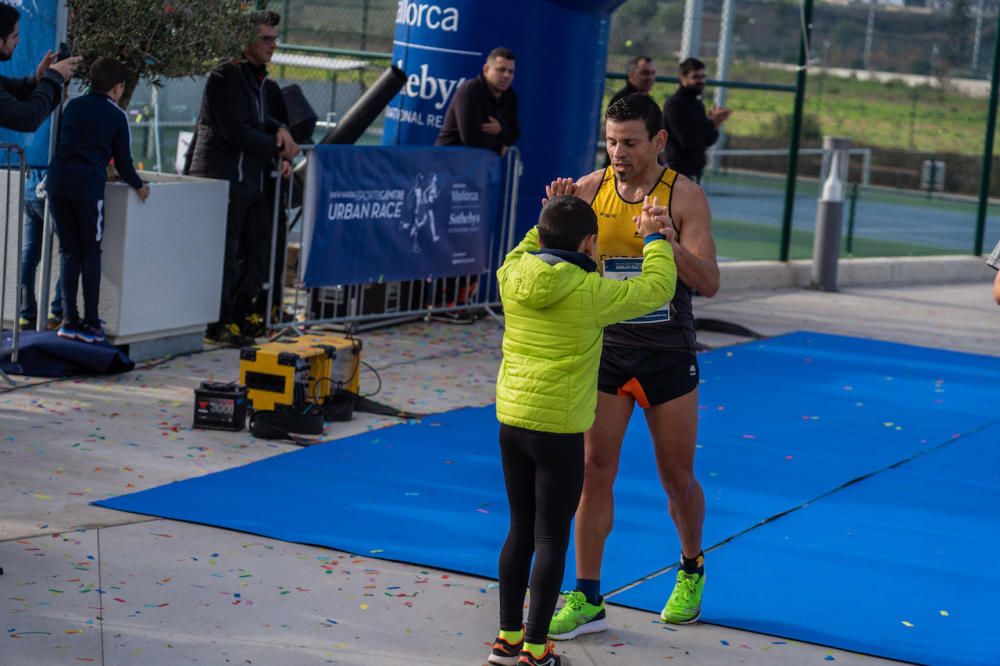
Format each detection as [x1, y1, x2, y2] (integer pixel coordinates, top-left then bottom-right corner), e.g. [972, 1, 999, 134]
[187, 10, 299, 346]
[661, 58, 731, 183]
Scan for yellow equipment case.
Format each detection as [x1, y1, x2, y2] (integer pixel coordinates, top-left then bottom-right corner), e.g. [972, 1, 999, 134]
[238, 334, 362, 413]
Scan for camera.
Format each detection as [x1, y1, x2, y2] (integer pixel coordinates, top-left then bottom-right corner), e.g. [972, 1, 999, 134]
[56, 42, 74, 62]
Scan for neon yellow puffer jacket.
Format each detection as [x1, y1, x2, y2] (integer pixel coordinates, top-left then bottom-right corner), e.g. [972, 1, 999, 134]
[496, 227, 677, 433]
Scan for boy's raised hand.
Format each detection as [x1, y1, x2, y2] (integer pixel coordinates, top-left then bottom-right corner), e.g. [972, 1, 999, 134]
[634, 195, 676, 241]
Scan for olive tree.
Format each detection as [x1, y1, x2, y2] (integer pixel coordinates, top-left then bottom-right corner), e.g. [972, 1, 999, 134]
[67, 0, 255, 107]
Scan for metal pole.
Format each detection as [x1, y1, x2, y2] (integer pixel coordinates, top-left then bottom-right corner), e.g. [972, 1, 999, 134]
[846, 181, 859, 256]
[282, 0, 290, 42]
[973, 0, 985, 73]
[974, 10, 1000, 256]
[779, 0, 814, 262]
[680, 0, 703, 59]
[710, 0, 735, 172]
[812, 136, 850, 291]
[152, 86, 162, 172]
[37, 0, 71, 331]
[360, 0, 370, 52]
[863, 3, 874, 70]
[265, 164, 284, 333]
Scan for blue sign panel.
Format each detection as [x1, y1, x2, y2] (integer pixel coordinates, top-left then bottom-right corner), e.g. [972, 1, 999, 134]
[0, 0, 59, 166]
[302, 145, 501, 287]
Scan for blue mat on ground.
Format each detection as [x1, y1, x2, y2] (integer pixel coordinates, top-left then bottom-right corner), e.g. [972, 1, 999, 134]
[614, 421, 1000, 666]
[94, 332, 1000, 664]
[1, 330, 134, 377]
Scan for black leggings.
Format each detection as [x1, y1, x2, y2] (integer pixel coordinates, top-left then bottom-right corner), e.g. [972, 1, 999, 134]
[498, 424, 584, 644]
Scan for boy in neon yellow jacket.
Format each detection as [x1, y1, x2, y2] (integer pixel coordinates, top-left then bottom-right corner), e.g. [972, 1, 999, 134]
[487, 194, 676, 666]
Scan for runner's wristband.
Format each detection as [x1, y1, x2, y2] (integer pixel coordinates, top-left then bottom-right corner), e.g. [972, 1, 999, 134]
[643, 233, 666, 245]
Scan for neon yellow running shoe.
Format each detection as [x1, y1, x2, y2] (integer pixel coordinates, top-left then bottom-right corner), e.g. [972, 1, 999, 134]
[548, 590, 607, 640]
[660, 570, 705, 624]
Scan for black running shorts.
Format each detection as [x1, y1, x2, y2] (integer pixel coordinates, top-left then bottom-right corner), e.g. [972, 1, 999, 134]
[597, 345, 699, 408]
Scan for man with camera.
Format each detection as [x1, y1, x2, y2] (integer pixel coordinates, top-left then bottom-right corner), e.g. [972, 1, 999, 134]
[2, 4, 80, 337]
[0, 4, 79, 132]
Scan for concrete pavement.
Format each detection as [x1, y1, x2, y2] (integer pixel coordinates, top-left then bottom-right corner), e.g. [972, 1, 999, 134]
[3, 279, 996, 665]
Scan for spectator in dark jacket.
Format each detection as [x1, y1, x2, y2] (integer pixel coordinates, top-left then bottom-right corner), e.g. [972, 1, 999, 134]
[432, 47, 518, 322]
[0, 3, 79, 132]
[436, 46, 519, 157]
[609, 56, 655, 109]
[187, 10, 299, 345]
[47, 57, 149, 344]
[661, 57, 731, 182]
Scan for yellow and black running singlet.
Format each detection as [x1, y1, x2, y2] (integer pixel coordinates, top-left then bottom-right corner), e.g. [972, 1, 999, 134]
[590, 166, 696, 353]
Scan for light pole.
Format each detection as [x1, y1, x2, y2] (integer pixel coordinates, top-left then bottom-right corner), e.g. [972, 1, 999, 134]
[863, 2, 875, 71]
[972, 0, 985, 74]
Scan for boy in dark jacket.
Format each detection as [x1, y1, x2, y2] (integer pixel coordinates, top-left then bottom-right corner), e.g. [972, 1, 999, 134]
[48, 57, 149, 343]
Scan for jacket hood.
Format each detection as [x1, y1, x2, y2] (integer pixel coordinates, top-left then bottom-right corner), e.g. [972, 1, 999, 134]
[502, 250, 595, 310]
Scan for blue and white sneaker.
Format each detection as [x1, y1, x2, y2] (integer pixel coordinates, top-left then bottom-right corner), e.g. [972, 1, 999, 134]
[76, 321, 106, 343]
[56, 318, 83, 341]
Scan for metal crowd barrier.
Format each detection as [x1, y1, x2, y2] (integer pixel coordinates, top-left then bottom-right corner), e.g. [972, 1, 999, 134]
[0, 143, 27, 386]
[265, 146, 522, 334]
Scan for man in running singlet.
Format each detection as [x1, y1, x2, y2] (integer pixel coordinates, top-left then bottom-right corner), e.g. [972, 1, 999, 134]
[545, 93, 720, 639]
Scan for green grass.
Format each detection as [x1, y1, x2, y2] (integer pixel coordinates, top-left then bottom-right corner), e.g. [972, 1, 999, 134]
[714, 217, 951, 261]
[606, 61, 995, 156]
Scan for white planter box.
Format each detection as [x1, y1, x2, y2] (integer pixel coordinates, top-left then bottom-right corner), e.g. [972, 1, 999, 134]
[3, 171, 229, 348]
[99, 171, 228, 343]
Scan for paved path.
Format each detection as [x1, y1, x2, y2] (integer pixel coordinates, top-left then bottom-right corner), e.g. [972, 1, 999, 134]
[4, 280, 996, 664]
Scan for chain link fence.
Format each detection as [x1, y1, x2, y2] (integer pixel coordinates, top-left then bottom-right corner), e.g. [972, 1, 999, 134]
[120, 0, 1000, 259]
[603, 0, 1000, 259]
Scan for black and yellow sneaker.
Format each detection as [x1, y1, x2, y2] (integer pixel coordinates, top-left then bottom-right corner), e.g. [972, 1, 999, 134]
[517, 641, 570, 666]
[206, 323, 254, 348]
[487, 634, 523, 666]
[243, 313, 266, 338]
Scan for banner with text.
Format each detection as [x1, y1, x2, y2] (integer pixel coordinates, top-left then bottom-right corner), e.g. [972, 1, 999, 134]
[302, 145, 501, 287]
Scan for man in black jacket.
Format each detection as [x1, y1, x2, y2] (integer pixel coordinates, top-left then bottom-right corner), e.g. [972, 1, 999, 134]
[0, 3, 79, 132]
[436, 47, 519, 157]
[188, 10, 299, 345]
[609, 56, 655, 109]
[661, 58, 731, 182]
[432, 47, 518, 322]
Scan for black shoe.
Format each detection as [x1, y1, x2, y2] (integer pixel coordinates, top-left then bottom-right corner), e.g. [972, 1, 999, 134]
[243, 314, 266, 338]
[431, 310, 477, 325]
[219, 329, 255, 348]
[206, 323, 254, 348]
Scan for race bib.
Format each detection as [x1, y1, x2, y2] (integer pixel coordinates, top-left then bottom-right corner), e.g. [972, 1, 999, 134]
[603, 257, 671, 324]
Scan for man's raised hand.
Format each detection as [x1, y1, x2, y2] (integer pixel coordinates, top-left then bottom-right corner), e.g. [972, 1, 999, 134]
[48, 55, 81, 82]
[541, 177, 577, 206]
[35, 51, 56, 82]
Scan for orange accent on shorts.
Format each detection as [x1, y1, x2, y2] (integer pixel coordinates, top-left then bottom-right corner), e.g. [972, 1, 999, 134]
[617, 377, 651, 409]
